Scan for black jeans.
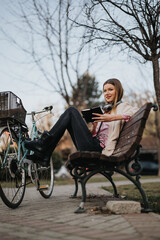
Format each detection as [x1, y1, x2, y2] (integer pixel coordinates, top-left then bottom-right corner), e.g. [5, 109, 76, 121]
[48, 106, 103, 152]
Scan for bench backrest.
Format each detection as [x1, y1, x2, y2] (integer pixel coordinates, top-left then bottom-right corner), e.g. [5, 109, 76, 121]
[111, 102, 153, 161]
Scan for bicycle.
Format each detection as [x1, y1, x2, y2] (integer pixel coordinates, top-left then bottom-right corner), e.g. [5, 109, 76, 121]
[0, 91, 54, 208]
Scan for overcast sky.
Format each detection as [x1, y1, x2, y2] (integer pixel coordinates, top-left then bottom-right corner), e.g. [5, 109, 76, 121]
[0, 1, 154, 117]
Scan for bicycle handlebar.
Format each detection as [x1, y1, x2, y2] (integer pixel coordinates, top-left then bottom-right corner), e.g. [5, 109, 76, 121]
[27, 105, 53, 116]
[43, 106, 53, 111]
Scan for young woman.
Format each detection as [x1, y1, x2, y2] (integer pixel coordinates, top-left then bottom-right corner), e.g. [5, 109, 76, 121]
[25, 78, 138, 166]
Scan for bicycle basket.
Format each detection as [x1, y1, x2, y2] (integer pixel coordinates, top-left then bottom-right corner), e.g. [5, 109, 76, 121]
[0, 91, 26, 126]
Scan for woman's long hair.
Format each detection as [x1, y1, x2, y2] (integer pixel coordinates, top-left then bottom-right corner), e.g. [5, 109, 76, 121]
[103, 78, 123, 108]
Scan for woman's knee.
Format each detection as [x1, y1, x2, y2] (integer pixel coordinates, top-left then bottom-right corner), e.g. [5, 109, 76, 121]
[67, 106, 79, 114]
[66, 106, 81, 119]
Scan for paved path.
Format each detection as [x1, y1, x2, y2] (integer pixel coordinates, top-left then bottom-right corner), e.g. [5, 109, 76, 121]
[0, 179, 160, 240]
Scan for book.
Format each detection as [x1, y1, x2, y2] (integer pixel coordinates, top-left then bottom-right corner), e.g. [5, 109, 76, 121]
[81, 106, 103, 123]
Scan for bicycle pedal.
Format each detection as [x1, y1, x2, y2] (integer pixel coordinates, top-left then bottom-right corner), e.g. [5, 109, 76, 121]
[38, 185, 49, 191]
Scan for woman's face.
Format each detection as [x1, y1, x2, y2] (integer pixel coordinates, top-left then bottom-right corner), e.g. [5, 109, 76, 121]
[103, 83, 116, 103]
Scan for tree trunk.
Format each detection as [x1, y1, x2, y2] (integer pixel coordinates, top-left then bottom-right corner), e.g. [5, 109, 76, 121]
[155, 110, 160, 176]
[152, 57, 160, 110]
[157, 138, 160, 177]
[152, 57, 160, 176]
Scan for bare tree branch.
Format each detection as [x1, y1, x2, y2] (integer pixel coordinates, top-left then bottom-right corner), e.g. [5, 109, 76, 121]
[74, 0, 160, 109]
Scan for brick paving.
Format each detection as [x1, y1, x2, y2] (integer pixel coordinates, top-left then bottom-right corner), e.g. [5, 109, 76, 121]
[0, 181, 160, 240]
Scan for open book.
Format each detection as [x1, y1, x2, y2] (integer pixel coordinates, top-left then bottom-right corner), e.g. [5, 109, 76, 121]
[81, 106, 103, 123]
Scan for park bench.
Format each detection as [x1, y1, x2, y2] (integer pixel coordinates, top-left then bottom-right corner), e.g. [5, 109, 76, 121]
[65, 102, 158, 213]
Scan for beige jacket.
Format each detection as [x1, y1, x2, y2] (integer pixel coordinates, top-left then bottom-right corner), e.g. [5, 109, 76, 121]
[102, 102, 138, 156]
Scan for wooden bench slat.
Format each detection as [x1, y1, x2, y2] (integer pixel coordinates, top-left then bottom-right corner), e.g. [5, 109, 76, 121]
[112, 140, 140, 157]
[122, 108, 150, 132]
[113, 138, 140, 154]
[128, 102, 152, 121]
[69, 151, 101, 161]
[117, 124, 144, 146]
[120, 119, 146, 138]
[111, 103, 152, 158]
[115, 126, 144, 148]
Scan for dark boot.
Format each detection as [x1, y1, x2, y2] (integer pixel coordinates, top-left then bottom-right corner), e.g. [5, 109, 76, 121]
[25, 131, 53, 166]
[24, 131, 52, 152]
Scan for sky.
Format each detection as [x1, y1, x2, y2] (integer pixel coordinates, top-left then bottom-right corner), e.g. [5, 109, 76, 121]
[0, 1, 155, 122]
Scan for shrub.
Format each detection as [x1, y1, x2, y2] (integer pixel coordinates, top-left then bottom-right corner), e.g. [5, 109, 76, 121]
[52, 152, 63, 172]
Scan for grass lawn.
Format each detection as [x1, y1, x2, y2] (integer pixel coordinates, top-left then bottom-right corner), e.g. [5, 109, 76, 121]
[54, 174, 159, 185]
[102, 182, 160, 214]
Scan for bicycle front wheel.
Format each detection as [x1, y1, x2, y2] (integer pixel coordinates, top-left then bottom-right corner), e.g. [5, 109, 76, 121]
[37, 157, 54, 198]
[0, 127, 26, 208]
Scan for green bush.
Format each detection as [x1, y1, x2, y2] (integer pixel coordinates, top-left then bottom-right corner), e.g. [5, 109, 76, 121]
[51, 152, 63, 172]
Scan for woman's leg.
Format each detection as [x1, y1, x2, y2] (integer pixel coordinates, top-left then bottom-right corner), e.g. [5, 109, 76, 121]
[25, 107, 102, 166]
[48, 106, 102, 152]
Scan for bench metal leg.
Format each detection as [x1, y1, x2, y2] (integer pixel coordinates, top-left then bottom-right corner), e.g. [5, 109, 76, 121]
[74, 169, 118, 213]
[69, 169, 79, 198]
[72, 166, 150, 213]
[70, 177, 78, 198]
[101, 171, 119, 198]
[74, 170, 100, 213]
[74, 180, 86, 213]
[114, 168, 151, 212]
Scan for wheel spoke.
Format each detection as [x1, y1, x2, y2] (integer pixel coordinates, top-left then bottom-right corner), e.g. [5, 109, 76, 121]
[0, 128, 26, 208]
[38, 158, 54, 198]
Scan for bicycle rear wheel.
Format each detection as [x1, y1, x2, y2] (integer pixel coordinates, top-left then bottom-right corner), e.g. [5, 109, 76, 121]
[0, 127, 26, 208]
[38, 157, 54, 198]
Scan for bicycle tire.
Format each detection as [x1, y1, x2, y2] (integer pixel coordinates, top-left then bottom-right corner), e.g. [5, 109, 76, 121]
[38, 157, 54, 198]
[0, 127, 26, 208]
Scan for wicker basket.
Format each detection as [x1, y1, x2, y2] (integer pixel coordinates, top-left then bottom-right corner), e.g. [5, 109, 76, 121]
[0, 91, 26, 126]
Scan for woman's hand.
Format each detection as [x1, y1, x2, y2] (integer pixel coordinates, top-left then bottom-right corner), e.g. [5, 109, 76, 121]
[92, 113, 124, 122]
[92, 113, 112, 122]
